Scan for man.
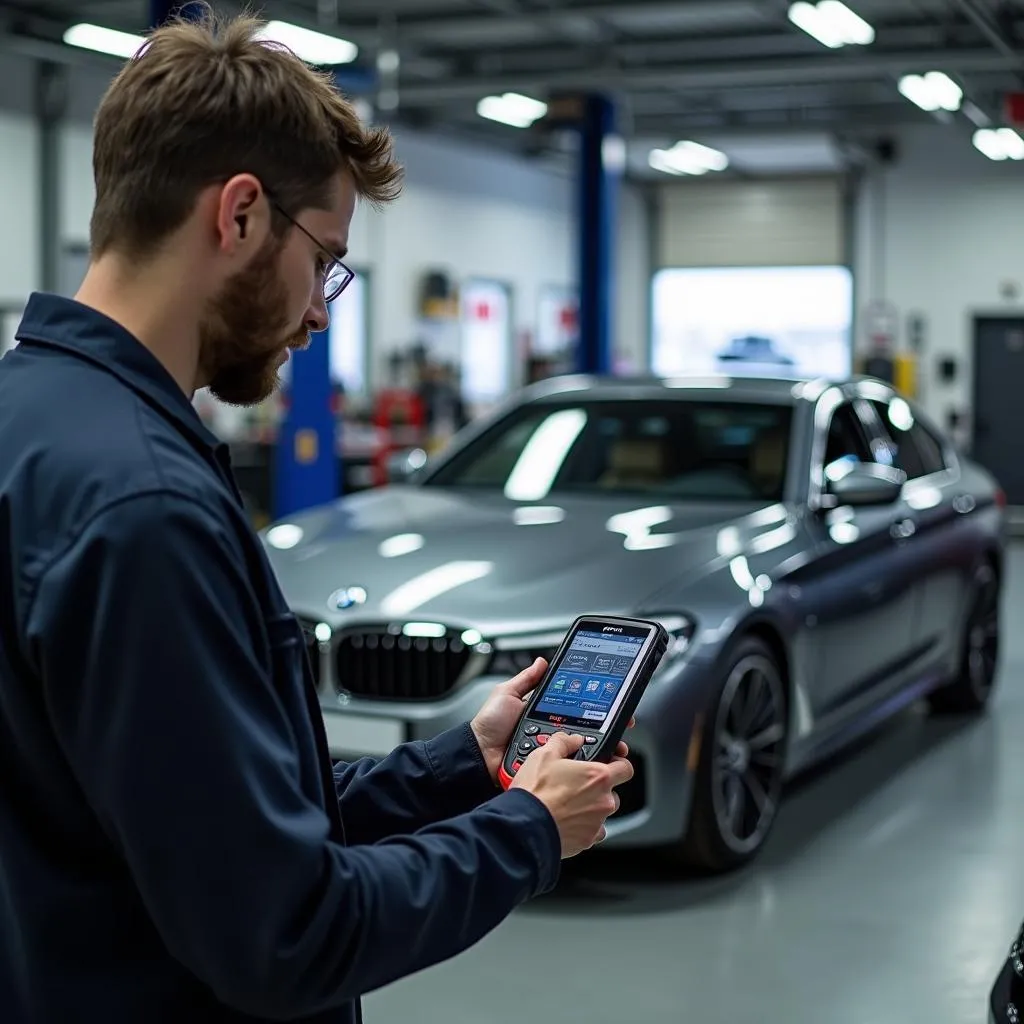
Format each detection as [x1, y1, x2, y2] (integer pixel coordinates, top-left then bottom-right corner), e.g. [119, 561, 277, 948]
[0, 11, 632, 1023]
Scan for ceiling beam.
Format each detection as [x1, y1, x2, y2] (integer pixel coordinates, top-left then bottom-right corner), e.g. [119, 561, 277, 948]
[382, 0, 762, 39]
[948, 0, 1023, 65]
[627, 107, 931, 137]
[398, 48, 1019, 104]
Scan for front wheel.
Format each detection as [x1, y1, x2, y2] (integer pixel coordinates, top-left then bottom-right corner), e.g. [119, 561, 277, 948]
[679, 637, 788, 872]
[928, 562, 1001, 715]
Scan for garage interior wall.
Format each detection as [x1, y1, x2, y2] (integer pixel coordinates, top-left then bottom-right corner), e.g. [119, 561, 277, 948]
[0, 54, 650, 387]
[655, 177, 847, 269]
[853, 123, 1024, 430]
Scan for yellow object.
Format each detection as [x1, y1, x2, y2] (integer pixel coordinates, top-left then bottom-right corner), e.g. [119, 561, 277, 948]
[295, 430, 318, 464]
[893, 353, 917, 398]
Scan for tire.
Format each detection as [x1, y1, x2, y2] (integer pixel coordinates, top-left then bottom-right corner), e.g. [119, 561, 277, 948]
[679, 636, 788, 873]
[928, 561, 1001, 715]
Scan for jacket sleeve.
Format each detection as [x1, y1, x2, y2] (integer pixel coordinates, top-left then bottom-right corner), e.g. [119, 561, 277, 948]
[26, 491, 561, 1020]
[331, 723, 501, 845]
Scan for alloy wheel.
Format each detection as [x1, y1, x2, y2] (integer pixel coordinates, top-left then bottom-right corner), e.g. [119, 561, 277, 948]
[710, 654, 786, 856]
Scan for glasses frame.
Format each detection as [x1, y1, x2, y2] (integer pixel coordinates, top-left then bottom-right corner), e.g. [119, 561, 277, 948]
[267, 194, 354, 303]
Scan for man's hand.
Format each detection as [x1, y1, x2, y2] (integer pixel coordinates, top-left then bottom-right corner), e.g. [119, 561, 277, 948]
[470, 658, 632, 785]
[510, 733, 634, 856]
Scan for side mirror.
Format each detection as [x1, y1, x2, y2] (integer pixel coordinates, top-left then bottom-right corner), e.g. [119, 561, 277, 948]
[824, 461, 905, 507]
[385, 448, 428, 484]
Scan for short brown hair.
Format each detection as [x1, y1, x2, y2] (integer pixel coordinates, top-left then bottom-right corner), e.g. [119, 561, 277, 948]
[89, 5, 403, 259]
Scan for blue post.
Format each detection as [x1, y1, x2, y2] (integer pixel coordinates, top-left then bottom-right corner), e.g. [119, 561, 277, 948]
[575, 94, 620, 376]
[274, 328, 337, 518]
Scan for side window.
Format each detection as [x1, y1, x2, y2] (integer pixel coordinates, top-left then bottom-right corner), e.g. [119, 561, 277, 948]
[868, 399, 946, 480]
[824, 402, 874, 470]
[907, 422, 947, 477]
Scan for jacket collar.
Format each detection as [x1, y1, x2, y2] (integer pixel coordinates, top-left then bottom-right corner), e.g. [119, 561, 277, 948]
[15, 291, 224, 453]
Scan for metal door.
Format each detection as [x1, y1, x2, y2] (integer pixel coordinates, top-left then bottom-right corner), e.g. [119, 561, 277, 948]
[973, 317, 1024, 504]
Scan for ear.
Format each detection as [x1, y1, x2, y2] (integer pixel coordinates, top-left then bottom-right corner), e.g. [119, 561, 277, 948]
[214, 173, 270, 256]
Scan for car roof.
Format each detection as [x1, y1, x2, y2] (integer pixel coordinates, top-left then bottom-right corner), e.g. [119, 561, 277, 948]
[522, 373, 885, 406]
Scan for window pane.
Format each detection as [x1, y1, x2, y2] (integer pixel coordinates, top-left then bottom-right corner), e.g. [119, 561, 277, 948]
[427, 400, 794, 502]
[908, 423, 947, 477]
[869, 400, 926, 480]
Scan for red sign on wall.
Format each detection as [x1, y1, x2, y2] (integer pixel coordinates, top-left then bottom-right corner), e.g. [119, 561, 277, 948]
[1005, 92, 1024, 125]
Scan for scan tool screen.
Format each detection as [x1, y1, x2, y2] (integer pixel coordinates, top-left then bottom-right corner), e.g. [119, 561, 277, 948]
[528, 624, 648, 733]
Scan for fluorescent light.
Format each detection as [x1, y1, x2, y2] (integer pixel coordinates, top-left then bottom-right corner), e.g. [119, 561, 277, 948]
[788, 1, 874, 48]
[477, 92, 548, 128]
[973, 127, 1024, 161]
[256, 20, 357, 64]
[63, 19, 357, 66]
[817, 1, 874, 44]
[63, 23, 146, 58]
[898, 72, 962, 112]
[997, 128, 1024, 159]
[648, 140, 729, 176]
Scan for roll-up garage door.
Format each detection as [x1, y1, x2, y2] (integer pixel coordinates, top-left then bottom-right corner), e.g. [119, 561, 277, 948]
[656, 177, 846, 268]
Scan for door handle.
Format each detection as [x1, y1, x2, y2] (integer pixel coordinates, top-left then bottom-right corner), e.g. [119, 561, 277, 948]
[890, 518, 916, 540]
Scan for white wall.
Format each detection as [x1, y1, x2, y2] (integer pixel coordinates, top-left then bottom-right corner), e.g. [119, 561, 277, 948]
[853, 123, 1024, 429]
[0, 113, 39, 308]
[52, 120, 649, 388]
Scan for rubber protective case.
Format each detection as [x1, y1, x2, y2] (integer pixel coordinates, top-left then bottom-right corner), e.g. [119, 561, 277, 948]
[497, 615, 670, 790]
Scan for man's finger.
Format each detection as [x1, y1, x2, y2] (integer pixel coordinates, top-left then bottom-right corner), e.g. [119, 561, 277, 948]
[543, 731, 584, 758]
[604, 756, 635, 787]
[615, 741, 629, 757]
[503, 657, 547, 697]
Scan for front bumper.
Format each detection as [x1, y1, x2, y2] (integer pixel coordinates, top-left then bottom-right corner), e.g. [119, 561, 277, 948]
[319, 657, 712, 850]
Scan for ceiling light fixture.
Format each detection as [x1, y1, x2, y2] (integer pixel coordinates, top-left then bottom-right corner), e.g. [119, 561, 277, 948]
[63, 18, 357, 65]
[973, 127, 1024, 161]
[648, 140, 729, 176]
[788, 1, 874, 48]
[257, 20, 357, 65]
[898, 72, 963, 112]
[476, 92, 548, 128]
[63, 23, 145, 58]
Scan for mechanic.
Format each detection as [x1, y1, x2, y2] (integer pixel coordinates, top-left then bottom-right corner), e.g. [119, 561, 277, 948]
[0, 10, 633, 1023]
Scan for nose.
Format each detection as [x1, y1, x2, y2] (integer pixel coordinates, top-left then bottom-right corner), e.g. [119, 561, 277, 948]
[305, 290, 330, 334]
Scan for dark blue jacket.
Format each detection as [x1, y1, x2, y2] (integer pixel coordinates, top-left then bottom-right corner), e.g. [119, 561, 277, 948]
[0, 293, 561, 1023]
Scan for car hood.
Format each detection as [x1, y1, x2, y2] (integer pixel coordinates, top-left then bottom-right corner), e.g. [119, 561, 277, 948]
[263, 486, 783, 636]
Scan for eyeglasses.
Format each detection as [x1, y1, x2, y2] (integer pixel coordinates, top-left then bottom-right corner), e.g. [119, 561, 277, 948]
[267, 196, 355, 303]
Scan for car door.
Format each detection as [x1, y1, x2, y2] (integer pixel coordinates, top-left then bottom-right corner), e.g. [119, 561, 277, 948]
[798, 392, 919, 719]
[859, 390, 969, 667]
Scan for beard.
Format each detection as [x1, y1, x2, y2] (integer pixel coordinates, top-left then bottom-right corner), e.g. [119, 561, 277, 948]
[198, 234, 309, 406]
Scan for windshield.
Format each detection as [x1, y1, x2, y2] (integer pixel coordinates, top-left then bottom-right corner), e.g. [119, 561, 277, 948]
[424, 399, 794, 502]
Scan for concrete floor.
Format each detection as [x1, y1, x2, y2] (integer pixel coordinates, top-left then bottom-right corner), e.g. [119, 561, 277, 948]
[365, 544, 1024, 1024]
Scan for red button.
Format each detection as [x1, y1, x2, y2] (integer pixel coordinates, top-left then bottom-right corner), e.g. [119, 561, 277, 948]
[511, 759, 523, 773]
[536, 734, 549, 745]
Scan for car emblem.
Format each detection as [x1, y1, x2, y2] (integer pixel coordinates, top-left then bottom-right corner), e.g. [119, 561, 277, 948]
[329, 586, 368, 611]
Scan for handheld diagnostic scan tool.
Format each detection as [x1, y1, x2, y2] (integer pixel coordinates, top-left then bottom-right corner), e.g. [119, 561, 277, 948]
[497, 615, 670, 789]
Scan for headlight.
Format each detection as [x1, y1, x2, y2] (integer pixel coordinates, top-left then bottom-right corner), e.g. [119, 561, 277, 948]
[649, 613, 699, 664]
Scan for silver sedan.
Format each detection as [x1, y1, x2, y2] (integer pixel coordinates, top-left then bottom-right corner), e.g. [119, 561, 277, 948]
[263, 374, 1006, 871]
